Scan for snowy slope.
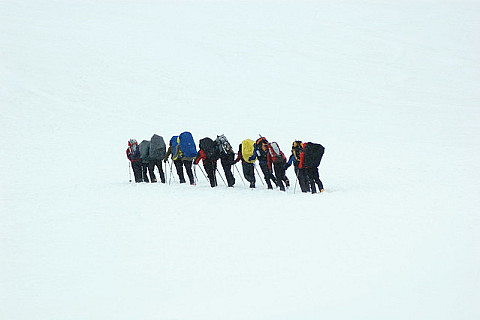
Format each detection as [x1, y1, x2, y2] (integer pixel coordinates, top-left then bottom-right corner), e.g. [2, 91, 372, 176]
[1, 1, 479, 319]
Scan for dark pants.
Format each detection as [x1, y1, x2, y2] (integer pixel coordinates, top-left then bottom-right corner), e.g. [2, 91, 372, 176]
[304, 167, 323, 193]
[203, 160, 218, 187]
[259, 161, 277, 189]
[309, 167, 323, 193]
[132, 160, 142, 183]
[220, 154, 235, 187]
[297, 167, 310, 193]
[148, 159, 165, 183]
[175, 159, 195, 184]
[174, 159, 186, 183]
[273, 162, 287, 191]
[242, 162, 255, 187]
[141, 161, 149, 182]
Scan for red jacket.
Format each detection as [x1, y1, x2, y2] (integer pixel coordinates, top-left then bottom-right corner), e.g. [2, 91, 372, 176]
[234, 147, 244, 164]
[126, 145, 141, 163]
[194, 150, 206, 165]
[298, 143, 307, 169]
[266, 151, 273, 170]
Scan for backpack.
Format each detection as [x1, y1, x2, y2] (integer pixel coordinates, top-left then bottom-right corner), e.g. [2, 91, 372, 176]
[178, 131, 197, 158]
[241, 139, 256, 163]
[256, 137, 269, 157]
[149, 134, 166, 160]
[267, 142, 286, 164]
[138, 140, 150, 162]
[170, 136, 179, 160]
[303, 142, 325, 168]
[199, 137, 218, 160]
[215, 134, 233, 156]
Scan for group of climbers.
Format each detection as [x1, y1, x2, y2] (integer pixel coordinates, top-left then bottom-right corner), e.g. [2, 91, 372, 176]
[126, 132, 325, 194]
[126, 134, 166, 184]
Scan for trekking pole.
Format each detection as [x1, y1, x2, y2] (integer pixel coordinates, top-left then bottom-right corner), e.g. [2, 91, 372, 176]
[254, 164, 265, 186]
[128, 162, 132, 183]
[198, 165, 209, 181]
[164, 160, 168, 182]
[216, 168, 227, 186]
[294, 174, 298, 194]
[169, 160, 175, 184]
[193, 164, 199, 183]
[234, 163, 246, 186]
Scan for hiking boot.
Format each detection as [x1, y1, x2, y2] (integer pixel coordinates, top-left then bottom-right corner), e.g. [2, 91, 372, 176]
[152, 178, 157, 183]
[320, 189, 325, 193]
[280, 186, 286, 192]
[249, 182, 255, 188]
[285, 179, 290, 187]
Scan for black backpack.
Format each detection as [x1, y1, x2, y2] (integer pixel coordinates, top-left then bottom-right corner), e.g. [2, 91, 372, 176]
[303, 142, 325, 168]
[149, 134, 166, 160]
[199, 137, 218, 160]
[138, 140, 151, 162]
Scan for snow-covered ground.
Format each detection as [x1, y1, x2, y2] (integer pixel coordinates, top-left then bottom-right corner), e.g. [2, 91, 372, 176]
[1, 1, 479, 319]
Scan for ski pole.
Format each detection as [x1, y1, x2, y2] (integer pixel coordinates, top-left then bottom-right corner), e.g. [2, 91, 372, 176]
[198, 164, 209, 181]
[193, 164, 199, 183]
[294, 174, 298, 194]
[164, 160, 168, 182]
[254, 164, 265, 185]
[169, 160, 175, 184]
[216, 168, 227, 186]
[128, 161, 132, 183]
[234, 163, 246, 186]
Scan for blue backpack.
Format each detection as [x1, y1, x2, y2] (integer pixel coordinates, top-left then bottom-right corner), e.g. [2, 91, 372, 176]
[170, 136, 179, 160]
[178, 131, 197, 158]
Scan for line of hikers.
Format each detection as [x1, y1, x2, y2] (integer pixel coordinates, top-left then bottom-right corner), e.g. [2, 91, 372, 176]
[126, 132, 325, 193]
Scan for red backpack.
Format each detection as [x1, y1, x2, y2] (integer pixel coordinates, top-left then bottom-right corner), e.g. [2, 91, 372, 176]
[267, 142, 286, 164]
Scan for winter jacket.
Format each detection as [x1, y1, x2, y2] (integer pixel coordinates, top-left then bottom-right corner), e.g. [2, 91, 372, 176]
[126, 145, 141, 162]
[285, 153, 298, 169]
[249, 144, 273, 170]
[195, 149, 218, 165]
[234, 145, 246, 164]
[298, 143, 307, 169]
[194, 150, 206, 165]
[164, 145, 174, 161]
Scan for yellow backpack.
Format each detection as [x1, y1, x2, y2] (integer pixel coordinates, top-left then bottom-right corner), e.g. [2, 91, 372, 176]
[241, 139, 256, 163]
